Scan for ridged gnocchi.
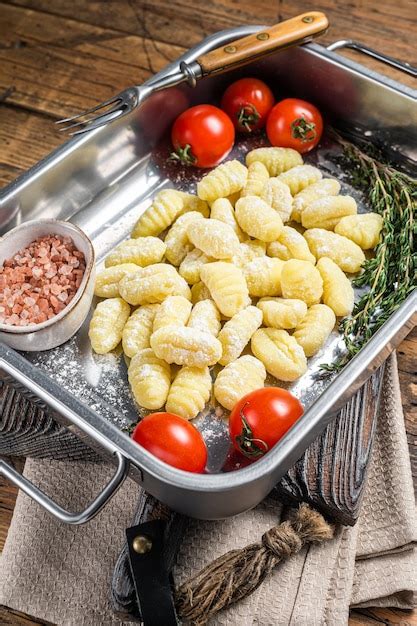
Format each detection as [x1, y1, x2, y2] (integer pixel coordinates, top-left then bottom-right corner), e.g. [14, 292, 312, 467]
[187, 218, 240, 259]
[251, 328, 307, 381]
[316, 257, 354, 317]
[257, 297, 307, 329]
[89, 297, 130, 354]
[151, 325, 222, 367]
[191, 281, 212, 304]
[176, 191, 210, 217]
[278, 165, 322, 195]
[334, 213, 383, 250]
[197, 160, 248, 202]
[241, 161, 269, 197]
[152, 295, 192, 332]
[280, 259, 323, 306]
[94, 263, 139, 298]
[293, 304, 336, 357]
[166, 366, 212, 419]
[304, 228, 365, 273]
[243, 257, 284, 297]
[246, 147, 303, 176]
[119, 264, 191, 305]
[301, 195, 357, 230]
[131, 189, 184, 237]
[267, 226, 316, 263]
[122, 303, 159, 358]
[218, 305, 263, 365]
[232, 240, 267, 269]
[214, 355, 266, 410]
[235, 196, 283, 242]
[128, 348, 171, 410]
[187, 299, 221, 337]
[179, 248, 214, 285]
[104, 237, 166, 268]
[291, 178, 341, 222]
[210, 198, 245, 240]
[261, 178, 293, 222]
[164, 211, 204, 266]
[200, 261, 250, 318]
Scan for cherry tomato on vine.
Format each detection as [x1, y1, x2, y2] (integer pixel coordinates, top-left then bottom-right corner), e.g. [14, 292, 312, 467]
[170, 104, 235, 168]
[221, 78, 275, 133]
[266, 98, 323, 154]
[132, 412, 207, 473]
[229, 388, 303, 460]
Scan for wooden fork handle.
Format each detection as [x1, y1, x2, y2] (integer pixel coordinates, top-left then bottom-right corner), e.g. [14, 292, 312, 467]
[197, 12, 329, 75]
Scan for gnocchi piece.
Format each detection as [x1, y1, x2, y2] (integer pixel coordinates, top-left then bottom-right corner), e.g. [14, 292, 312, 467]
[243, 257, 284, 297]
[232, 239, 267, 269]
[176, 191, 210, 217]
[128, 348, 171, 410]
[153, 295, 192, 332]
[187, 299, 221, 337]
[267, 226, 316, 263]
[131, 189, 184, 237]
[89, 297, 130, 354]
[119, 264, 191, 305]
[241, 161, 269, 197]
[104, 237, 166, 268]
[166, 366, 212, 420]
[257, 297, 307, 329]
[164, 211, 204, 266]
[291, 178, 341, 222]
[197, 160, 248, 203]
[218, 305, 263, 365]
[251, 328, 307, 381]
[122, 303, 159, 358]
[179, 248, 215, 285]
[261, 178, 293, 222]
[280, 259, 323, 306]
[191, 281, 212, 304]
[293, 304, 336, 357]
[187, 218, 240, 259]
[214, 355, 266, 410]
[304, 229, 365, 273]
[209, 191, 240, 208]
[210, 198, 245, 241]
[301, 195, 357, 230]
[246, 147, 303, 176]
[235, 196, 283, 242]
[94, 263, 139, 298]
[200, 261, 250, 318]
[150, 326, 222, 367]
[316, 257, 354, 317]
[277, 165, 322, 196]
[334, 213, 383, 250]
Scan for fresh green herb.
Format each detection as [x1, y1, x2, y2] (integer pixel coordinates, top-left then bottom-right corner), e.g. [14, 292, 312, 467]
[321, 135, 416, 373]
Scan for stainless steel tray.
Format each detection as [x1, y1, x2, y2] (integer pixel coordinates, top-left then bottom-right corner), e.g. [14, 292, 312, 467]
[1, 27, 416, 522]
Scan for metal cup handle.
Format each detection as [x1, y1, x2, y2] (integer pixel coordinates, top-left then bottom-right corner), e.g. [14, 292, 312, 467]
[327, 39, 417, 77]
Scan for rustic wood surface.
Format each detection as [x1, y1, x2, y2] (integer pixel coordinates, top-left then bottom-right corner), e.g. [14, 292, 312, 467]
[0, 0, 416, 624]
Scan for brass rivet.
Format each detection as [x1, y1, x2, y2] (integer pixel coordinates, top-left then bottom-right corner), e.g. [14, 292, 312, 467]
[302, 16, 314, 23]
[132, 535, 153, 554]
[224, 45, 237, 53]
[256, 32, 270, 41]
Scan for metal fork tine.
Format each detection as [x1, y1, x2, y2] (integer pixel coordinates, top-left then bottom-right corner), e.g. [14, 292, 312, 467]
[62, 107, 126, 135]
[55, 95, 123, 125]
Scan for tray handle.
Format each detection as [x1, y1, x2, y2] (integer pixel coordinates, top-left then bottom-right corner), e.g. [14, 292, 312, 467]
[0, 451, 128, 525]
[327, 40, 417, 77]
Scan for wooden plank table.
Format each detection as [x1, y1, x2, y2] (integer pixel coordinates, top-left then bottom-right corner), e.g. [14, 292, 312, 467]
[0, 1, 416, 624]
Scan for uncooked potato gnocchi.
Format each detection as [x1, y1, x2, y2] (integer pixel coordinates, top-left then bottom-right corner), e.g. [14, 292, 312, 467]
[218, 305, 263, 365]
[241, 161, 269, 197]
[246, 147, 303, 176]
[197, 160, 248, 203]
[152, 295, 192, 332]
[187, 218, 240, 259]
[304, 228, 365, 273]
[257, 297, 307, 329]
[94, 263, 139, 298]
[316, 257, 354, 317]
[131, 189, 184, 238]
[291, 178, 341, 222]
[119, 264, 191, 305]
[243, 257, 284, 297]
[122, 303, 159, 358]
[251, 328, 307, 381]
[89, 297, 130, 354]
[210, 198, 245, 240]
[214, 355, 266, 410]
[301, 195, 357, 230]
[164, 211, 204, 266]
[235, 196, 283, 242]
[179, 248, 214, 285]
[191, 281, 212, 304]
[128, 348, 171, 410]
[267, 226, 315, 264]
[293, 304, 336, 357]
[150, 325, 222, 367]
[200, 261, 250, 318]
[334, 213, 383, 250]
[280, 259, 323, 306]
[278, 165, 322, 195]
[166, 366, 212, 419]
[261, 178, 293, 222]
[232, 240, 267, 269]
[187, 299, 221, 337]
[104, 237, 166, 268]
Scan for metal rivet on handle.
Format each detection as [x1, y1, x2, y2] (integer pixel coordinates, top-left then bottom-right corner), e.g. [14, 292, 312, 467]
[256, 33, 270, 41]
[132, 535, 153, 554]
[302, 16, 314, 23]
[224, 45, 237, 53]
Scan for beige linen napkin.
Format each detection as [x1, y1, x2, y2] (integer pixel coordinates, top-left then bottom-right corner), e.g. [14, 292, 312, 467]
[0, 353, 416, 625]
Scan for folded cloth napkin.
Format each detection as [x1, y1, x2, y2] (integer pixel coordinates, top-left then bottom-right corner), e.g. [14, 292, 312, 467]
[0, 354, 416, 625]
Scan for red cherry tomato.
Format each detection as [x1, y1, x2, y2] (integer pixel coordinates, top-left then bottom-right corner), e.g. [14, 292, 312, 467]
[221, 78, 275, 133]
[266, 98, 323, 154]
[171, 104, 235, 168]
[132, 412, 207, 473]
[229, 388, 303, 460]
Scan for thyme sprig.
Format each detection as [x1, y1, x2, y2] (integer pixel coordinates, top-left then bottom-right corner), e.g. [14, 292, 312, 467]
[321, 135, 416, 373]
